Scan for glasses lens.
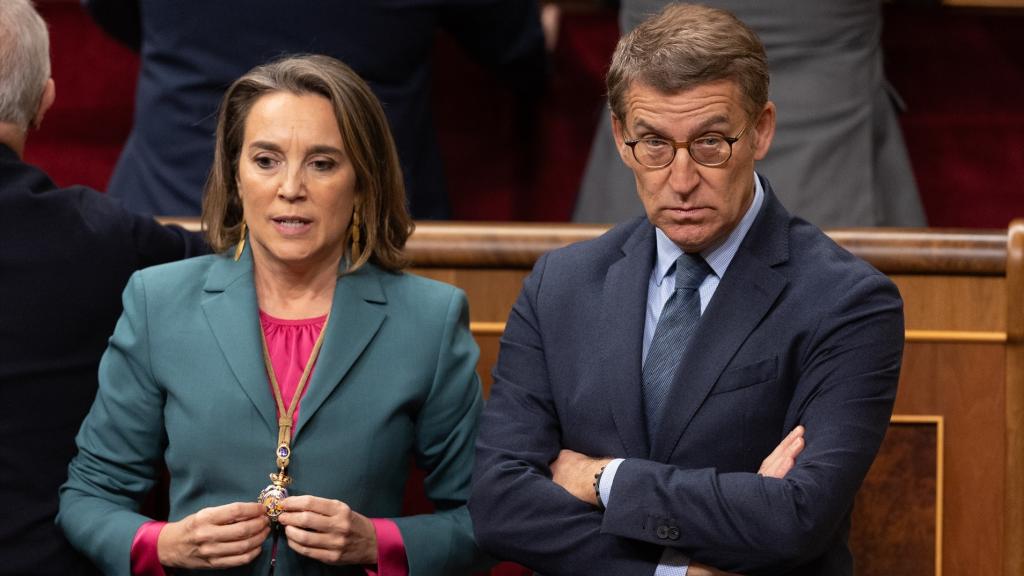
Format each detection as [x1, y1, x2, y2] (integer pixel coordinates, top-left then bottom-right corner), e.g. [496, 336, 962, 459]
[690, 136, 729, 166]
[635, 139, 673, 168]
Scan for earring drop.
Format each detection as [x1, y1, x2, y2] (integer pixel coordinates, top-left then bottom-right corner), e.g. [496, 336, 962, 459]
[234, 221, 248, 261]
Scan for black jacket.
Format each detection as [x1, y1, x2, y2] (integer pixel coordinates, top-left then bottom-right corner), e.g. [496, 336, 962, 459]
[0, 144, 207, 575]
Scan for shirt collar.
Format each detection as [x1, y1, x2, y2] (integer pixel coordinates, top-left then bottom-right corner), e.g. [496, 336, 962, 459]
[653, 173, 765, 285]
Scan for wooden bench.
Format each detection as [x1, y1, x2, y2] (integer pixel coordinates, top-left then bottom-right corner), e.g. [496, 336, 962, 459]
[405, 221, 1024, 576]
[162, 218, 1024, 575]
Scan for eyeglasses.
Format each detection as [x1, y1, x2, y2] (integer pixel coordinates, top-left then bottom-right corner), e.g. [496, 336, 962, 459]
[624, 124, 749, 168]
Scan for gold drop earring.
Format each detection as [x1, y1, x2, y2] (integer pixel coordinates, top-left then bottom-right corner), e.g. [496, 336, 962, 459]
[234, 220, 248, 261]
[349, 204, 362, 261]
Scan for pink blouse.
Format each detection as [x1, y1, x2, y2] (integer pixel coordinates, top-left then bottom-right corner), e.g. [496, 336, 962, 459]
[130, 311, 408, 575]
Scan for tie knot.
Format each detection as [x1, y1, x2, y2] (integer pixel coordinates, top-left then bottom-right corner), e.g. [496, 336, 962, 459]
[673, 253, 711, 290]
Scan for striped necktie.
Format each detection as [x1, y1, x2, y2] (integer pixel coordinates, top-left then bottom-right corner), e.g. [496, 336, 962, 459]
[642, 253, 712, 441]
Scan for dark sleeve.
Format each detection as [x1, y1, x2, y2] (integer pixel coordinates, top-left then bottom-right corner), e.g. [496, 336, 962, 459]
[67, 183, 207, 268]
[81, 0, 142, 50]
[75, 186, 210, 265]
[469, 254, 662, 575]
[128, 219, 209, 266]
[438, 0, 547, 95]
[602, 273, 904, 574]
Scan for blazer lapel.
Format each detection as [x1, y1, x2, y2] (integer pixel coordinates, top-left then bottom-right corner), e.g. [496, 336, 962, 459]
[651, 185, 791, 461]
[200, 253, 278, 435]
[599, 221, 656, 458]
[292, 265, 387, 439]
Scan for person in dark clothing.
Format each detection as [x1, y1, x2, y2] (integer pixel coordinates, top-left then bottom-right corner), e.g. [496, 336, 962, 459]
[84, 0, 546, 219]
[0, 2, 207, 573]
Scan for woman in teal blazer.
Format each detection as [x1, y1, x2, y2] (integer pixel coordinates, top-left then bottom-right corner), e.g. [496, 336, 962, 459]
[59, 55, 484, 575]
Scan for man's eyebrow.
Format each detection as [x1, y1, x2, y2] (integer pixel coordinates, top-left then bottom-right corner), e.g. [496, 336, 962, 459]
[631, 118, 664, 137]
[692, 115, 731, 134]
[632, 114, 734, 138]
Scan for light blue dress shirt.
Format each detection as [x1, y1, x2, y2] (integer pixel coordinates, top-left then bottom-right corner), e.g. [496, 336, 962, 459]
[600, 175, 765, 575]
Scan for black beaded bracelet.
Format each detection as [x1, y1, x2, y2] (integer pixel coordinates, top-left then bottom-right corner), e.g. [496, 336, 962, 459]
[593, 464, 608, 510]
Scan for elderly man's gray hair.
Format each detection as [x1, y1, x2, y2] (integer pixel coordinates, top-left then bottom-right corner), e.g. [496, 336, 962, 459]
[0, 0, 51, 131]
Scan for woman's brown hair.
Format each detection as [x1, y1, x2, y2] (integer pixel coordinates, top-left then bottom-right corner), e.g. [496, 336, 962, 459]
[201, 54, 413, 273]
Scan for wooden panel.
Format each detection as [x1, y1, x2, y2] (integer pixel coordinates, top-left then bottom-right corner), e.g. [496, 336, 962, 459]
[897, 342, 1006, 576]
[412, 268, 526, 322]
[891, 274, 1005, 332]
[851, 417, 942, 576]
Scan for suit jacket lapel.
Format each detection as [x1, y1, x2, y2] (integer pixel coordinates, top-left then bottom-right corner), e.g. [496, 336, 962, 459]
[650, 185, 791, 461]
[201, 253, 278, 435]
[200, 254, 388, 441]
[293, 265, 387, 439]
[600, 221, 656, 458]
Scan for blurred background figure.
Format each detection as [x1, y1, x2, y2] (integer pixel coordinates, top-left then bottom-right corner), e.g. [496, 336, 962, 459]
[84, 0, 545, 219]
[574, 0, 928, 228]
[0, 1, 207, 574]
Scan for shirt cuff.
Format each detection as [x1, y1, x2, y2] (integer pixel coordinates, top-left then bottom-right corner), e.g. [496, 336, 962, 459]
[131, 521, 167, 576]
[364, 518, 408, 576]
[654, 547, 690, 576]
[598, 458, 625, 508]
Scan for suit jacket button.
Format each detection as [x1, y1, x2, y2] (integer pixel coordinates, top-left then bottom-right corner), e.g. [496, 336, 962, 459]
[656, 525, 669, 539]
[668, 527, 680, 540]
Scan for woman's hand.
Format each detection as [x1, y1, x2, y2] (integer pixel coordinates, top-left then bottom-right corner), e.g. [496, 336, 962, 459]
[157, 502, 269, 569]
[277, 495, 378, 565]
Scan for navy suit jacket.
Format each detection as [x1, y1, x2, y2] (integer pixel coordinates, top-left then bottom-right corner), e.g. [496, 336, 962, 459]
[470, 179, 904, 575]
[0, 144, 207, 575]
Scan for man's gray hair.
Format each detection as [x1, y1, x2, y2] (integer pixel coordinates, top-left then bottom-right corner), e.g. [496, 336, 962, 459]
[0, 0, 50, 130]
[607, 3, 769, 122]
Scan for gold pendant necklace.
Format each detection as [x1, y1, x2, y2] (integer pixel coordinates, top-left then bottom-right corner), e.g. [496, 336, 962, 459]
[257, 314, 329, 520]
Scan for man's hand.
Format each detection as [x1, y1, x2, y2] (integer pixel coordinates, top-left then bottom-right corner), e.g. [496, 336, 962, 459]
[758, 425, 805, 478]
[681, 427, 806, 576]
[550, 449, 613, 506]
[550, 425, 804, 508]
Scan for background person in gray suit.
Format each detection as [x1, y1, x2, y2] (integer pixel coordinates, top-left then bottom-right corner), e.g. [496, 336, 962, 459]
[575, 0, 926, 228]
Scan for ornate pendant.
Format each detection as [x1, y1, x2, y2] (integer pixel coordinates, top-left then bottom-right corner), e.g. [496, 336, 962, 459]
[258, 470, 292, 520]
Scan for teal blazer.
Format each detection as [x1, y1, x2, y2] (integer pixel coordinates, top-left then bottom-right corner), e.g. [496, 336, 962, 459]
[58, 252, 484, 575]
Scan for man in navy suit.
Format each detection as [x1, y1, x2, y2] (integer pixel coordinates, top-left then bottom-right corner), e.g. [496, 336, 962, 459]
[0, 2, 206, 573]
[470, 4, 904, 575]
